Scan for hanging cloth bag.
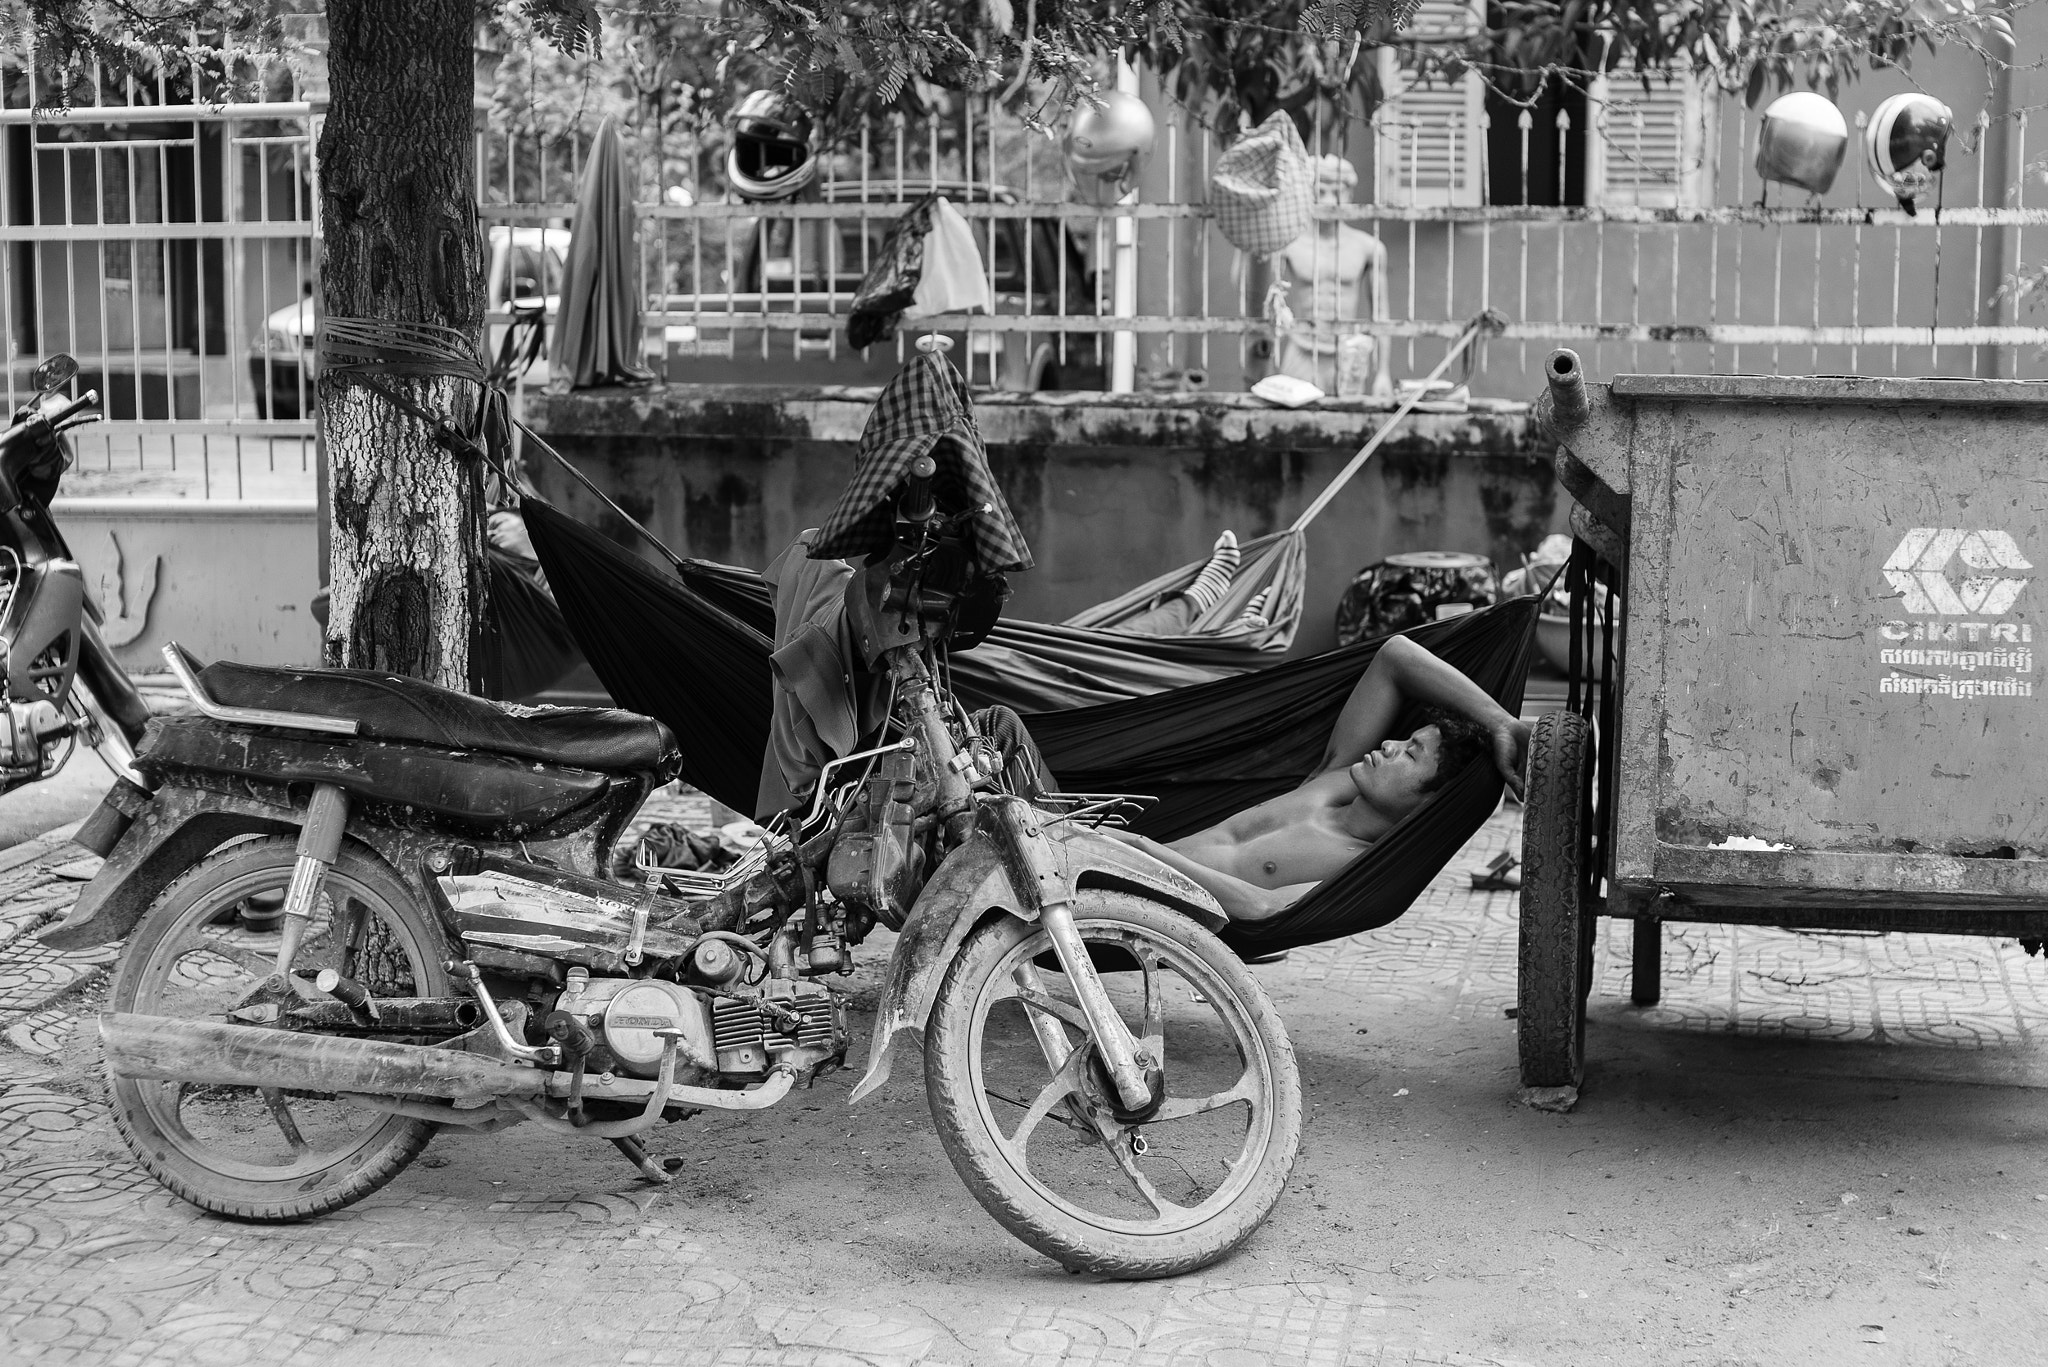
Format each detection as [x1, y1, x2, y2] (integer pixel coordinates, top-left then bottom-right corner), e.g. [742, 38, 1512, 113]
[847, 194, 939, 349]
[1209, 111, 1315, 258]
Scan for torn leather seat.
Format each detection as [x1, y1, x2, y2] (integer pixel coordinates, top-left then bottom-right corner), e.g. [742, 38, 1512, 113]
[197, 659, 680, 779]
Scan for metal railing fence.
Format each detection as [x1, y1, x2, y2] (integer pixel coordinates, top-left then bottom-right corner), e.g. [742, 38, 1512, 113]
[0, 60, 319, 501]
[479, 78, 2048, 396]
[5, 46, 2046, 503]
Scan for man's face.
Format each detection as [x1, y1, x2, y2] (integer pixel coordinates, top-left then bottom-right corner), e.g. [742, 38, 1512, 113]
[1347, 725, 1444, 817]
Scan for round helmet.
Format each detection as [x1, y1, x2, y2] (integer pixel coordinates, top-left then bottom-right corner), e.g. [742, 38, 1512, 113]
[1755, 91, 1848, 197]
[1063, 91, 1156, 206]
[726, 89, 815, 203]
[1866, 92, 1953, 212]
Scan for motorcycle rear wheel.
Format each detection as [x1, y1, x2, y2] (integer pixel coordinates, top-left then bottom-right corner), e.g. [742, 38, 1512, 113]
[924, 892, 1302, 1278]
[106, 835, 450, 1222]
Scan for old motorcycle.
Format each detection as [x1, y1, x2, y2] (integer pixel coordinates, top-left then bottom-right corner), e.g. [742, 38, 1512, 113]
[53, 453, 1303, 1277]
[0, 354, 153, 806]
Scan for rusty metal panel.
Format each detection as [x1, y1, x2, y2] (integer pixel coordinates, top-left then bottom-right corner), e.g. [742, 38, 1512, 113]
[1617, 389, 2048, 888]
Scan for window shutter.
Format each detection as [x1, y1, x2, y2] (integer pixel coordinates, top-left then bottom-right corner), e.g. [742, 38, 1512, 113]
[1373, 0, 1484, 207]
[1588, 75, 1716, 208]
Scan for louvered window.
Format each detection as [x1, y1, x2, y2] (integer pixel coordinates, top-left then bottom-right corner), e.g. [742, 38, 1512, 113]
[1587, 75, 1717, 208]
[1373, 0, 1485, 207]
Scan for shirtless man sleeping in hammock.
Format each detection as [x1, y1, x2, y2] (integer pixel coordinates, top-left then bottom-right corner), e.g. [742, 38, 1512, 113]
[1096, 634, 1530, 924]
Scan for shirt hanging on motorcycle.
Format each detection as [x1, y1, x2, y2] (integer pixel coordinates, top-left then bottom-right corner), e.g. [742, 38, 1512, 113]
[757, 531, 892, 819]
[808, 352, 1033, 576]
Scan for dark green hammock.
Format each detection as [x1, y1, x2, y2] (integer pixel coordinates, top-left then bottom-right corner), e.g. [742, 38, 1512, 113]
[523, 496, 1538, 958]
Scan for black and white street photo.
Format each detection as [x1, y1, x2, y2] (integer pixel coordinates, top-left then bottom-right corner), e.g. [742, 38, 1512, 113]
[0, 2, 2044, 1362]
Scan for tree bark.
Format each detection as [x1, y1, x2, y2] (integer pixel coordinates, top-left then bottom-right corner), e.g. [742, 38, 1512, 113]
[316, 0, 487, 690]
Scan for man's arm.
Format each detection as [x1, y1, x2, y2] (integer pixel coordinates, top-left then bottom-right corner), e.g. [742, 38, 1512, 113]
[1316, 635, 1530, 796]
[1106, 830, 1318, 923]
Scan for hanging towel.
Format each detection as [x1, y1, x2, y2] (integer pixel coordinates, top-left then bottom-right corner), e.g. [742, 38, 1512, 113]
[904, 196, 993, 319]
[549, 116, 656, 389]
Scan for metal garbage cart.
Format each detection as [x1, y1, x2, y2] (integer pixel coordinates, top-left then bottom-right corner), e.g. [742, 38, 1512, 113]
[1517, 350, 2048, 1092]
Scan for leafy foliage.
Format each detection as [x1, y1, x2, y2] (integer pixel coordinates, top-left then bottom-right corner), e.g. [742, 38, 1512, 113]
[5, 0, 2024, 125]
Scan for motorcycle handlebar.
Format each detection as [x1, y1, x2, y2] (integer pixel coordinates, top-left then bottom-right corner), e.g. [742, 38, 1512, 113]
[44, 389, 101, 430]
[898, 453, 937, 523]
[1, 388, 100, 450]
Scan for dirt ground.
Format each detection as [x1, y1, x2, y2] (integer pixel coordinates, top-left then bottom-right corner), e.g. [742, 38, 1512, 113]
[4, 803, 2047, 1365]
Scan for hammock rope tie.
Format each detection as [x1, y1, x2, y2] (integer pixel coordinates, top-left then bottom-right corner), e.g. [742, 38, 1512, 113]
[1287, 308, 1509, 535]
[315, 314, 529, 489]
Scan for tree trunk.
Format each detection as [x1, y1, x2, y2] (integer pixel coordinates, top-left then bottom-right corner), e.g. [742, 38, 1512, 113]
[316, 0, 486, 690]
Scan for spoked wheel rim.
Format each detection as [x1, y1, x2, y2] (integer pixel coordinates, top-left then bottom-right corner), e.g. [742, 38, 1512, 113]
[118, 855, 438, 1185]
[961, 918, 1280, 1238]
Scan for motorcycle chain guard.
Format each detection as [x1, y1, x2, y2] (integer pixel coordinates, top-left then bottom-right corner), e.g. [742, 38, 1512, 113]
[848, 809, 1227, 1104]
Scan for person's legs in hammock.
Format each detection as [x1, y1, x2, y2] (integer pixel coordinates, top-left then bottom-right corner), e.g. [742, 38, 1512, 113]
[1118, 531, 1239, 636]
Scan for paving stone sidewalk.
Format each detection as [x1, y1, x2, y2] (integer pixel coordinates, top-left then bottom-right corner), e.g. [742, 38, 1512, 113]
[4, 796, 2047, 1365]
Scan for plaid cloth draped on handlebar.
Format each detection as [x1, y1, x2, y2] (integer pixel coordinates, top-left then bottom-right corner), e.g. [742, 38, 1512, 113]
[809, 352, 1033, 576]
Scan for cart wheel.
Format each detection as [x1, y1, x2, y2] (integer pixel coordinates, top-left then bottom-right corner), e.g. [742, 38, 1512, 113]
[1518, 711, 1591, 1091]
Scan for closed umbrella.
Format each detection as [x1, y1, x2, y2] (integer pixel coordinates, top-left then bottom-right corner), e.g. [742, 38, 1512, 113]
[550, 115, 655, 389]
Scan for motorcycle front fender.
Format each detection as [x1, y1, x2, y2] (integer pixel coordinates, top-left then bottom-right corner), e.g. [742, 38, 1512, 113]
[846, 820, 1229, 1104]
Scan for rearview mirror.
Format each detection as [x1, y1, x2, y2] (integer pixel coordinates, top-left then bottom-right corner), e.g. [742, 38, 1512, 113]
[32, 354, 78, 393]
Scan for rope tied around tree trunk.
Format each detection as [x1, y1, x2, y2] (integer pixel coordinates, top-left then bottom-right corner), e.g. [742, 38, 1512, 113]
[317, 313, 525, 485]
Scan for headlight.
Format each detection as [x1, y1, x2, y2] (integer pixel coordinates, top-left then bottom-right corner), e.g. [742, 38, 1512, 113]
[254, 330, 300, 355]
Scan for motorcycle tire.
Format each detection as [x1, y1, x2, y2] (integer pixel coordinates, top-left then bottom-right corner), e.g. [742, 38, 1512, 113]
[106, 835, 450, 1222]
[924, 891, 1302, 1279]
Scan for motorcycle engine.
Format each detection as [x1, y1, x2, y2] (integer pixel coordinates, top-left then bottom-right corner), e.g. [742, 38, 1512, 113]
[555, 972, 718, 1080]
[552, 971, 847, 1080]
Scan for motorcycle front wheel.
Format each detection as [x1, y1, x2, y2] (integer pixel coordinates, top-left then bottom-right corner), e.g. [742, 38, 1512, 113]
[106, 835, 450, 1221]
[924, 891, 1302, 1278]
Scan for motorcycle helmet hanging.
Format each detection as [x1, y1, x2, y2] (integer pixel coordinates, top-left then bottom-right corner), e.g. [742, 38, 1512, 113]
[1063, 90, 1156, 205]
[1754, 91, 1848, 197]
[726, 89, 816, 202]
[1865, 91, 1953, 215]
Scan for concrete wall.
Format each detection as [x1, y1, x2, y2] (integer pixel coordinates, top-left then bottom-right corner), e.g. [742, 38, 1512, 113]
[50, 499, 322, 669]
[526, 388, 1566, 657]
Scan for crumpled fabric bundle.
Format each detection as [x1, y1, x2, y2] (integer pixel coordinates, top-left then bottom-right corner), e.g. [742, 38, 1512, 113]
[808, 350, 1032, 577]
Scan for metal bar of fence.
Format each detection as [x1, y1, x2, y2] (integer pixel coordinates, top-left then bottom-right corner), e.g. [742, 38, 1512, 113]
[0, 222, 320, 242]
[78, 422, 317, 438]
[0, 102, 316, 124]
[640, 310, 2048, 346]
[482, 201, 2048, 229]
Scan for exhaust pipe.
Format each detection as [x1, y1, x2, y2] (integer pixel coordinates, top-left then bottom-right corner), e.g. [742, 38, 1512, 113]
[1541, 348, 1590, 436]
[101, 1013, 550, 1104]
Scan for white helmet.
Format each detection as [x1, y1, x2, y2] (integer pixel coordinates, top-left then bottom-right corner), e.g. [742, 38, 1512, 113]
[1063, 91, 1156, 206]
[725, 90, 816, 203]
[1755, 91, 1848, 196]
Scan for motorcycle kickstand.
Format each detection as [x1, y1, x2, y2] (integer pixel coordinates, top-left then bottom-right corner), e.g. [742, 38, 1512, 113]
[611, 1135, 672, 1185]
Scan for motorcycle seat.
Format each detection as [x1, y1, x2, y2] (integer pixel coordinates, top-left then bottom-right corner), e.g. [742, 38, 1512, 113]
[195, 657, 681, 779]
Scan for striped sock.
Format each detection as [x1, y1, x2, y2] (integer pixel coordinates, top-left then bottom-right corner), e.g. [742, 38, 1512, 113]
[1235, 586, 1272, 630]
[1183, 530, 1239, 613]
